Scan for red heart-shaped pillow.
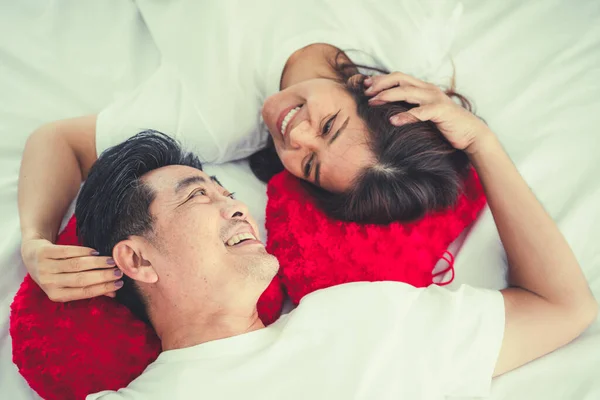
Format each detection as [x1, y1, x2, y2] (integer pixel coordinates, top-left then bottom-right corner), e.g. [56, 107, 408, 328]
[265, 170, 486, 307]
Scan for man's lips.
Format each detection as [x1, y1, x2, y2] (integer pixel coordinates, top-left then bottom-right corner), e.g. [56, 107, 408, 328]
[223, 223, 262, 247]
[227, 239, 263, 248]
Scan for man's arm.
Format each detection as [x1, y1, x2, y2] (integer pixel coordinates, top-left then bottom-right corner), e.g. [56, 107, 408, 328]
[467, 135, 598, 377]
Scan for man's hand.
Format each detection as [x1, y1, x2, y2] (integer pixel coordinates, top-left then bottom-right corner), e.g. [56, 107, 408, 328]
[21, 238, 123, 302]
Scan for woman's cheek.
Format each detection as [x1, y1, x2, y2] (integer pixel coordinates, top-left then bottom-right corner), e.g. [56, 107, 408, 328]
[280, 153, 300, 179]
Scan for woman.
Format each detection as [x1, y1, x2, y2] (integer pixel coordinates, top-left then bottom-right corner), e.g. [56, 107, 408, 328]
[19, 2, 471, 301]
[252, 48, 471, 223]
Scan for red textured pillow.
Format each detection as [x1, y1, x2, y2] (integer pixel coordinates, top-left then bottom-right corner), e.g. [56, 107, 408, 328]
[11, 169, 484, 399]
[10, 216, 283, 400]
[10, 217, 160, 400]
[264, 169, 486, 308]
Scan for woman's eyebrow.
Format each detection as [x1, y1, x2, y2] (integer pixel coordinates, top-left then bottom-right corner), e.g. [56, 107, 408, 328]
[327, 117, 350, 146]
[303, 153, 315, 179]
[314, 162, 321, 187]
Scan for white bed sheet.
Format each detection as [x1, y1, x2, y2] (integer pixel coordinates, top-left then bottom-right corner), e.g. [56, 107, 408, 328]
[0, 1, 598, 399]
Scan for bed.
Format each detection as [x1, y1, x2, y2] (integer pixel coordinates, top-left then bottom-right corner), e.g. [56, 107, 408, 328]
[1, 1, 598, 399]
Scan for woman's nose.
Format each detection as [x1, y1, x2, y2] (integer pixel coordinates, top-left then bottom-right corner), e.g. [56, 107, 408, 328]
[288, 120, 316, 150]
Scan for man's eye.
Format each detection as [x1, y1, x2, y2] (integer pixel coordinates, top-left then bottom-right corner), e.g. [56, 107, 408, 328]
[191, 189, 206, 197]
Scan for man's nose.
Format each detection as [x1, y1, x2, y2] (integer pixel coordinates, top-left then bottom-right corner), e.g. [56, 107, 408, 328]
[221, 197, 250, 221]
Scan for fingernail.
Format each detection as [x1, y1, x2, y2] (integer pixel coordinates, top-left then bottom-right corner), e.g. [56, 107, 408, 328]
[114, 269, 123, 277]
[364, 77, 372, 86]
[90, 251, 100, 256]
[115, 280, 124, 288]
[106, 258, 115, 265]
[390, 116, 400, 124]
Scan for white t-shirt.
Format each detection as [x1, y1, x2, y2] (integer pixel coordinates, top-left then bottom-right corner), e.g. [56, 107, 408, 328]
[87, 281, 505, 400]
[96, 0, 463, 163]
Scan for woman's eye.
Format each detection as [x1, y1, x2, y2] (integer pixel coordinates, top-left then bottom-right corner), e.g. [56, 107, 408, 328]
[227, 192, 236, 199]
[322, 117, 335, 135]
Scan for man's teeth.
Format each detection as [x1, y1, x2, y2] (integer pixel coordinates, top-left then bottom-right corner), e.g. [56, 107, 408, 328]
[226, 232, 256, 246]
[281, 106, 301, 136]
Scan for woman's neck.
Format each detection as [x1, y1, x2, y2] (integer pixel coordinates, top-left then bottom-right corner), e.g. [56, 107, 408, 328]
[280, 43, 351, 90]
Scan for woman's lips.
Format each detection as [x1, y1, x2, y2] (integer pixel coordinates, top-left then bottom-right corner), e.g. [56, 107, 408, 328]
[276, 105, 297, 138]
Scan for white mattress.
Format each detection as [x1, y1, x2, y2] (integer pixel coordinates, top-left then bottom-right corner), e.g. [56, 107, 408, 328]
[0, 1, 598, 399]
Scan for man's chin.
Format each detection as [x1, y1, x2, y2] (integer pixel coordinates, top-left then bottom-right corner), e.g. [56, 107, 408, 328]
[233, 250, 279, 282]
[253, 253, 280, 282]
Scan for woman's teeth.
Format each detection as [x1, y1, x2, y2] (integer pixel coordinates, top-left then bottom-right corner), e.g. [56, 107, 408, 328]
[226, 232, 256, 246]
[281, 106, 301, 136]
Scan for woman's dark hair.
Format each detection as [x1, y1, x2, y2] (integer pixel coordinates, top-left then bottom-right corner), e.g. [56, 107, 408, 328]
[75, 131, 203, 324]
[250, 51, 472, 224]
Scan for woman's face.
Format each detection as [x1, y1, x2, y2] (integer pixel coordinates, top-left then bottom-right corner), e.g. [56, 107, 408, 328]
[261, 78, 374, 192]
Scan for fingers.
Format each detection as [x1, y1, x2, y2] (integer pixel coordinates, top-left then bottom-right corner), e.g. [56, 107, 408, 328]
[59, 267, 123, 288]
[43, 244, 100, 260]
[389, 104, 445, 126]
[364, 71, 434, 96]
[368, 86, 441, 107]
[389, 112, 422, 126]
[54, 255, 115, 273]
[404, 105, 438, 123]
[49, 280, 124, 303]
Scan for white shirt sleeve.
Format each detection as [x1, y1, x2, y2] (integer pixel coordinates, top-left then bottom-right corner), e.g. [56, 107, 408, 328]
[305, 282, 505, 398]
[409, 284, 505, 398]
[95, 62, 221, 163]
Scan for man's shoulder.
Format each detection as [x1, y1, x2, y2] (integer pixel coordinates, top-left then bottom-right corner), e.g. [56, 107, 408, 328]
[306, 281, 420, 299]
[291, 282, 500, 321]
[291, 281, 424, 318]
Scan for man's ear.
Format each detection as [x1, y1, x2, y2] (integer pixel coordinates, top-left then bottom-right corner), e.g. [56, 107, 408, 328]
[113, 239, 159, 284]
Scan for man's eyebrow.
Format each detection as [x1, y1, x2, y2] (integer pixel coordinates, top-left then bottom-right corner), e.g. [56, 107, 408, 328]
[175, 175, 207, 194]
[210, 175, 223, 187]
[327, 116, 349, 146]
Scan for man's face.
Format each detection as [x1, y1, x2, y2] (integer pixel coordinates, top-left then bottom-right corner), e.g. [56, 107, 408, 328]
[140, 165, 278, 302]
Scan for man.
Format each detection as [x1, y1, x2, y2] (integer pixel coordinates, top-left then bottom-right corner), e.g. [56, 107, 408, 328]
[73, 131, 596, 400]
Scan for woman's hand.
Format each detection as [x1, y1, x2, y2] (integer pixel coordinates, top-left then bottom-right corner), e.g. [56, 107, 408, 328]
[364, 72, 492, 153]
[21, 238, 123, 302]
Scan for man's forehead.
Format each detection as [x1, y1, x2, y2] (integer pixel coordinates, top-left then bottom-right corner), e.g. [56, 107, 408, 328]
[142, 165, 216, 192]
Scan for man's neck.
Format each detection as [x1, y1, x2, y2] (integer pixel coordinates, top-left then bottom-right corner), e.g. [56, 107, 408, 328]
[279, 43, 348, 90]
[156, 308, 265, 351]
